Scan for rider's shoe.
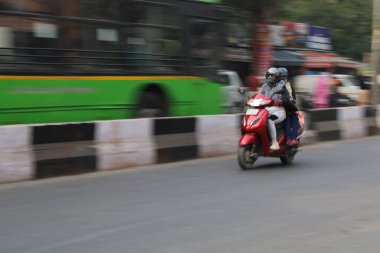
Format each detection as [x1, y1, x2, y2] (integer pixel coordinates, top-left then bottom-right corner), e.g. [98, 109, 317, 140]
[270, 142, 280, 150]
[288, 139, 298, 147]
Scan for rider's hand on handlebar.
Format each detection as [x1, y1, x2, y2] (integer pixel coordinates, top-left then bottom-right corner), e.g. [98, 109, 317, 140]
[273, 100, 282, 106]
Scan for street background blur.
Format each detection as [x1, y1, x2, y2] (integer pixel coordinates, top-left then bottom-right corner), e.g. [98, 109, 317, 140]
[0, 0, 378, 123]
[2, 2, 380, 251]
[221, 0, 376, 110]
[1, 0, 380, 179]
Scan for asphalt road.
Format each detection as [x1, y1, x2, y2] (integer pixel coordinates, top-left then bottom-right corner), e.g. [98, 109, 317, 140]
[1, 137, 380, 253]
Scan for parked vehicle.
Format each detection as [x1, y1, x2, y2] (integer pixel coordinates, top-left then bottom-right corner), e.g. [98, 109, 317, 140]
[294, 74, 362, 110]
[237, 93, 305, 170]
[333, 74, 362, 101]
[217, 70, 245, 113]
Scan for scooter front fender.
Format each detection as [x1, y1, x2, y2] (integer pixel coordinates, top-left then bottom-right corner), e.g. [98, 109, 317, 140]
[239, 133, 258, 146]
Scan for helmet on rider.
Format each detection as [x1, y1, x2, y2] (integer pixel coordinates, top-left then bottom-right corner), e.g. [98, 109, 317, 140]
[278, 67, 288, 81]
[265, 67, 280, 86]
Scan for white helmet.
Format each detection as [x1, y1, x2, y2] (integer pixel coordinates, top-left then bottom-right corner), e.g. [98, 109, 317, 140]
[265, 67, 280, 85]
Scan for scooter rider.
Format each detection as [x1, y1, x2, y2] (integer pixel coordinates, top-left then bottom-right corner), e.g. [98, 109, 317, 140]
[258, 67, 290, 150]
[279, 67, 299, 147]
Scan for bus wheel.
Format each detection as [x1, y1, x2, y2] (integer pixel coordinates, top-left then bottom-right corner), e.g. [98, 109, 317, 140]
[135, 91, 168, 118]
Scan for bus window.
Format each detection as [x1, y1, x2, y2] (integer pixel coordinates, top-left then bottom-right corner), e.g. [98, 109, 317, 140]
[57, 19, 123, 73]
[3, 15, 60, 71]
[123, 3, 183, 72]
[125, 2, 179, 26]
[189, 20, 220, 78]
[79, 0, 122, 21]
[58, 20, 82, 67]
[124, 26, 183, 72]
[15, 0, 59, 15]
[79, 23, 122, 72]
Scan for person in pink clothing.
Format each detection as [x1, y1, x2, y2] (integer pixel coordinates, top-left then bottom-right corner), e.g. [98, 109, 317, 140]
[314, 73, 331, 109]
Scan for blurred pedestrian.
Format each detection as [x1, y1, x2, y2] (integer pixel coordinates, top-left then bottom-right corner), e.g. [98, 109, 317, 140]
[357, 74, 371, 90]
[329, 78, 352, 107]
[353, 74, 370, 105]
[314, 73, 330, 109]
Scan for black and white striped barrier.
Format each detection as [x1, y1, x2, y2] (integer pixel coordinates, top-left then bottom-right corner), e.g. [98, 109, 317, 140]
[0, 126, 32, 182]
[0, 106, 379, 184]
[0, 115, 240, 183]
[306, 106, 379, 142]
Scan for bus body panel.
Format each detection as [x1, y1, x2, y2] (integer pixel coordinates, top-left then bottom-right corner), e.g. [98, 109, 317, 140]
[0, 0, 226, 125]
[0, 76, 223, 125]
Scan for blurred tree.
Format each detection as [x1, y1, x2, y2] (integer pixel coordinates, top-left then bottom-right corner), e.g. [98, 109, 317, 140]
[223, 0, 280, 23]
[223, 0, 372, 61]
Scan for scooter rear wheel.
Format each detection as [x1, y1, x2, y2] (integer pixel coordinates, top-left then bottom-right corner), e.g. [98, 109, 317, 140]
[280, 151, 296, 165]
[237, 145, 257, 170]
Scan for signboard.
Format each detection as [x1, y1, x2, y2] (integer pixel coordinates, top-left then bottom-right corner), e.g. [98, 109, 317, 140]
[269, 21, 309, 48]
[279, 21, 309, 48]
[269, 22, 331, 51]
[293, 22, 308, 46]
[269, 25, 285, 47]
[303, 51, 335, 68]
[280, 21, 296, 47]
[306, 26, 332, 51]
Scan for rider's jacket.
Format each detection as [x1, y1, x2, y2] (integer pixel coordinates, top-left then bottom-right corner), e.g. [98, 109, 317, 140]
[259, 80, 290, 104]
[284, 81, 299, 112]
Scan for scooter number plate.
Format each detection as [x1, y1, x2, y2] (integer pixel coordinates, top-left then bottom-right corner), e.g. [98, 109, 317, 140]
[246, 109, 259, 115]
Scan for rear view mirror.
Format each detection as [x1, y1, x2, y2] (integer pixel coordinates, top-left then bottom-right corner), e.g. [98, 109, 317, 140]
[238, 87, 250, 94]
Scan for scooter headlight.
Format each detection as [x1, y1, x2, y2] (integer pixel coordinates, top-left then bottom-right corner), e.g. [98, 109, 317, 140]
[250, 116, 261, 127]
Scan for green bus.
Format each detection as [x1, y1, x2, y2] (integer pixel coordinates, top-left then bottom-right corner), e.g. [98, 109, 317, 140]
[0, 0, 226, 125]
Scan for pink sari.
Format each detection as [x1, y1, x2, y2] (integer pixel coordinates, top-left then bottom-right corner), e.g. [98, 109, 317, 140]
[314, 76, 330, 108]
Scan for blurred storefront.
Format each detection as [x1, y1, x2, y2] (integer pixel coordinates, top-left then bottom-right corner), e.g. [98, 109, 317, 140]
[272, 49, 304, 78]
[221, 19, 363, 87]
[302, 53, 362, 75]
[302, 51, 336, 74]
[273, 50, 304, 66]
[220, 7, 252, 85]
[333, 56, 362, 75]
[222, 43, 251, 85]
[268, 21, 361, 76]
[265, 22, 305, 78]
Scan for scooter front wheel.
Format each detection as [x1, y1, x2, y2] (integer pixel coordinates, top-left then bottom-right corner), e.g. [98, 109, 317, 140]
[237, 145, 257, 170]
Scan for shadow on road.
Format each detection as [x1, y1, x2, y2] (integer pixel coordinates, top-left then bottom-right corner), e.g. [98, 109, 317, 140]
[236, 159, 308, 171]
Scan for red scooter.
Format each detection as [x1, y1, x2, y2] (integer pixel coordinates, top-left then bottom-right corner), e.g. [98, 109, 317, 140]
[237, 92, 305, 170]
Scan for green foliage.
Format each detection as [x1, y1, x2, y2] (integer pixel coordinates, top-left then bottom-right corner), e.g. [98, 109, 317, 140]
[223, 0, 372, 60]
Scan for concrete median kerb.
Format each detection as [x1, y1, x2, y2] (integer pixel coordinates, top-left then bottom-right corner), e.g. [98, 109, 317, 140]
[0, 107, 379, 184]
[0, 126, 33, 183]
